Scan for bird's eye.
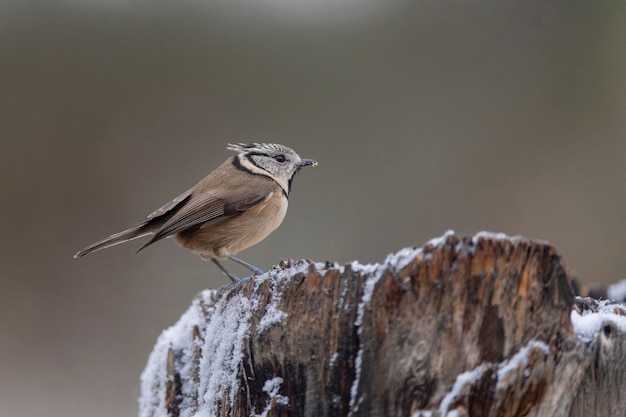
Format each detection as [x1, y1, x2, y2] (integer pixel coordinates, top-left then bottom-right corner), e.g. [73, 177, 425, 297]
[274, 154, 286, 163]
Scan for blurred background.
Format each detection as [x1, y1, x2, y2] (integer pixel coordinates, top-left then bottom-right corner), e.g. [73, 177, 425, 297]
[1, 0, 624, 416]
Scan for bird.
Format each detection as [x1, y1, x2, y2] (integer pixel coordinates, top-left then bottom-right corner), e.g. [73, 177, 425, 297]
[74, 143, 317, 282]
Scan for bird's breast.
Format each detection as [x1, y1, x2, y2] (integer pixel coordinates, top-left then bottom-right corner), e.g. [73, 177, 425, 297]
[176, 191, 288, 258]
[243, 191, 288, 242]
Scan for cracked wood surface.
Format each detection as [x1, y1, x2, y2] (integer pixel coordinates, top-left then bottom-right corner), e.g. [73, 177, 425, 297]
[139, 233, 626, 417]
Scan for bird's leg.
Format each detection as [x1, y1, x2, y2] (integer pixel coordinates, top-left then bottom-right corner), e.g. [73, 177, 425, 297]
[227, 254, 265, 276]
[211, 258, 240, 283]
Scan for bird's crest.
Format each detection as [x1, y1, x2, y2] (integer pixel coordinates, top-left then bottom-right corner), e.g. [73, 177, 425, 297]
[227, 143, 290, 155]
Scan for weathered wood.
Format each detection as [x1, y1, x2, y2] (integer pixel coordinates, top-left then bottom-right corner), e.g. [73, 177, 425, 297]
[139, 232, 626, 417]
[569, 298, 626, 417]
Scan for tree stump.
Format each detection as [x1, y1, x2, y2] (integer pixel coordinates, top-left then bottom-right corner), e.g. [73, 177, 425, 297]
[138, 232, 626, 417]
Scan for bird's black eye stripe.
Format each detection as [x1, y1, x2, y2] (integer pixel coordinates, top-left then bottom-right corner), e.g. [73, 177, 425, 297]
[245, 151, 286, 163]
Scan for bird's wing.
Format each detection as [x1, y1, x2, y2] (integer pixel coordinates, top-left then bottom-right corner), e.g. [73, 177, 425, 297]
[136, 181, 277, 252]
[147, 188, 194, 220]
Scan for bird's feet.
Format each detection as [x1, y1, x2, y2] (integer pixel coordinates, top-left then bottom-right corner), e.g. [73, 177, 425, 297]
[211, 258, 242, 283]
[228, 254, 265, 276]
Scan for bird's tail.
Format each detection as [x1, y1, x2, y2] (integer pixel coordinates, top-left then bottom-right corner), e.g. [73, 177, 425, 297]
[74, 222, 153, 258]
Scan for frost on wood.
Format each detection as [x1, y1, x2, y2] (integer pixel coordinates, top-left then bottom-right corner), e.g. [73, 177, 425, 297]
[139, 232, 626, 417]
[571, 298, 626, 344]
[139, 260, 320, 417]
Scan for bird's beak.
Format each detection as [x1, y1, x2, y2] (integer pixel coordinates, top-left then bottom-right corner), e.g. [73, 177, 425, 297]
[299, 158, 318, 167]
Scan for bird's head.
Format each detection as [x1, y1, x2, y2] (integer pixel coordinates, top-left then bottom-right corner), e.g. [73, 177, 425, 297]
[228, 143, 317, 195]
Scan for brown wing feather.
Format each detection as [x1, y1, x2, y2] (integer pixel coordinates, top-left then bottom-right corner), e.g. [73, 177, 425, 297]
[148, 195, 226, 240]
[147, 188, 193, 219]
[136, 181, 276, 253]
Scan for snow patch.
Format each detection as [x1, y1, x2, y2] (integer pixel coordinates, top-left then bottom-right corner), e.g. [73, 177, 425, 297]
[338, 277, 351, 310]
[353, 271, 383, 327]
[139, 260, 335, 417]
[472, 231, 523, 244]
[439, 365, 485, 415]
[607, 279, 626, 301]
[198, 293, 259, 416]
[424, 229, 456, 247]
[497, 340, 549, 381]
[263, 377, 289, 406]
[257, 283, 287, 334]
[262, 260, 309, 283]
[438, 340, 549, 416]
[264, 259, 344, 282]
[571, 298, 626, 344]
[257, 301, 287, 333]
[384, 246, 422, 274]
[251, 377, 289, 417]
[348, 346, 364, 415]
[350, 260, 380, 275]
[348, 261, 386, 416]
[139, 290, 217, 417]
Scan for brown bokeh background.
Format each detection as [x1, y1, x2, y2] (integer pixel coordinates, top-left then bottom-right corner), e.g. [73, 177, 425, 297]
[1, 1, 625, 416]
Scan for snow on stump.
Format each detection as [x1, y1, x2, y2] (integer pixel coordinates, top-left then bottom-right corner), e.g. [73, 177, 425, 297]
[138, 232, 626, 417]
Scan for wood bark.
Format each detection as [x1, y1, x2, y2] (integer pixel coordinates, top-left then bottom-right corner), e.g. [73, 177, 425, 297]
[139, 233, 626, 417]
